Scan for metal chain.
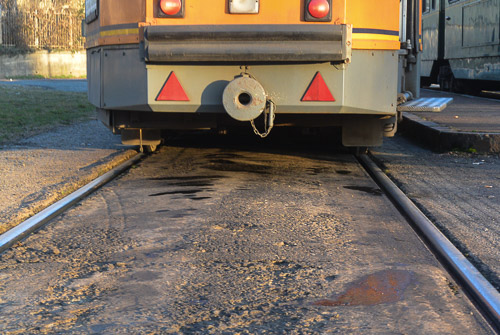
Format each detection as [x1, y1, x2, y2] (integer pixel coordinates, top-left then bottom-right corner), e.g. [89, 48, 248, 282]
[251, 100, 276, 138]
[239, 68, 276, 138]
[139, 129, 144, 153]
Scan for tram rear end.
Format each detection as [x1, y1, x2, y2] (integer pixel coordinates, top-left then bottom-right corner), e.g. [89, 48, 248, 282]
[84, 0, 423, 149]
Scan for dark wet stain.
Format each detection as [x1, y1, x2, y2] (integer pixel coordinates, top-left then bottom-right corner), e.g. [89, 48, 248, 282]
[157, 208, 197, 213]
[205, 153, 243, 159]
[325, 275, 338, 282]
[236, 187, 251, 191]
[336, 170, 352, 175]
[170, 181, 215, 187]
[274, 260, 290, 267]
[190, 197, 212, 201]
[344, 185, 383, 196]
[272, 261, 303, 277]
[150, 176, 220, 181]
[145, 252, 161, 258]
[148, 175, 224, 187]
[149, 189, 208, 197]
[209, 159, 237, 165]
[203, 160, 271, 175]
[306, 167, 330, 175]
[313, 270, 413, 306]
[125, 283, 159, 297]
[169, 213, 194, 219]
[126, 271, 161, 282]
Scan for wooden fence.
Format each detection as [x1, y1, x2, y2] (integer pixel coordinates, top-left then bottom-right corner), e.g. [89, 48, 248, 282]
[0, 8, 84, 50]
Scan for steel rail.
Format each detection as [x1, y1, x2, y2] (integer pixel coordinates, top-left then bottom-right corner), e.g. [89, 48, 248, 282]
[0, 153, 144, 254]
[358, 154, 500, 331]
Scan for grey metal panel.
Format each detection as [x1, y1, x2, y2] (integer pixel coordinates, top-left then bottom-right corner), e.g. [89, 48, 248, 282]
[421, 60, 434, 77]
[87, 48, 102, 107]
[342, 117, 384, 147]
[445, 0, 500, 59]
[147, 50, 397, 117]
[449, 56, 500, 81]
[344, 50, 398, 116]
[422, 10, 440, 64]
[145, 24, 343, 41]
[147, 62, 346, 114]
[146, 41, 347, 63]
[444, 0, 500, 81]
[462, 0, 499, 47]
[101, 46, 150, 111]
[144, 24, 351, 63]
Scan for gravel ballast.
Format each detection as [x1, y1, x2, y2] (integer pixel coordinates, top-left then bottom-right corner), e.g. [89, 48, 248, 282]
[372, 136, 500, 291]
[0, 120, 136, 234]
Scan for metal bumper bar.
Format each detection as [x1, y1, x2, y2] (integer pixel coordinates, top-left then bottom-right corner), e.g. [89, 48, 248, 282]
[144, 24, 352, 63]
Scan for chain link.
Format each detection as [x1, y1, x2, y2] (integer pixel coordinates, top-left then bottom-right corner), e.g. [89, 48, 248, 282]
[251, 100, 276, 138]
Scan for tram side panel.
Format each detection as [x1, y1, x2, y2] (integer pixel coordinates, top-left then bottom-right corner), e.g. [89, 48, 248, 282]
[445, 0, 500, 85]
[421, 0, 440, 85]
[422, 0, 500, 91]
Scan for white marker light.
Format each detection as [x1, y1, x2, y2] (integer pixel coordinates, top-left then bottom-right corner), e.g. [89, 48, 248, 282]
[229, 0, 259, 14]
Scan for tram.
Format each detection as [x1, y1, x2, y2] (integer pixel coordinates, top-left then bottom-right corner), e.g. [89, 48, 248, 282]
[421, 0, 500, 93]
[84, 0, 429, 151]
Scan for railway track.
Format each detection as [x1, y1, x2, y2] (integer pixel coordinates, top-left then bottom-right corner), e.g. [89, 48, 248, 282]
[358, 154, 500, 332]
[0, 153, 144, 253]
[0, 141, 498, 333]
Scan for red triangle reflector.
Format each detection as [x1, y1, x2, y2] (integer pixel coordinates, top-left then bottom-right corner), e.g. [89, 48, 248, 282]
[301, 72, 335, 102]
[156, 72, 190, 101]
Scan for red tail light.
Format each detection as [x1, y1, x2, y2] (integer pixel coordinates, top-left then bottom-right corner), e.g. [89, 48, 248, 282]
[159, 0, 183, 17]
[308, 0, 329, 18]
[305, 0, 332, 22]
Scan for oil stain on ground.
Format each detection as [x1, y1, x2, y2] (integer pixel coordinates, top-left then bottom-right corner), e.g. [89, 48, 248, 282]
[314, 270, 413, 306]
[149, 189, 209, 197]
[148, 175, 221, 198]
[148, 175, 224, 188]
[203, 159, 272, 175]
[344, 185, 383, 196]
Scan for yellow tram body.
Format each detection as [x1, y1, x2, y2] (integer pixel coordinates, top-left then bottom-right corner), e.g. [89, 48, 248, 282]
[84, 0, 422, 148]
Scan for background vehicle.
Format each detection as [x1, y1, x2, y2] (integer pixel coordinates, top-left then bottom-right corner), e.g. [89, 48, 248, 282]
[84, 0, 428, 150]
[421, 0, 500, 93]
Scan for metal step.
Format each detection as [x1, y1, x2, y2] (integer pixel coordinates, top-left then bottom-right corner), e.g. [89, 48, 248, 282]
[397, 97, 453, 112]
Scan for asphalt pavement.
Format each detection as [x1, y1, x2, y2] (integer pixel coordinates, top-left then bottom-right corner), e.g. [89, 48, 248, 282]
[401, 89, 500, 153]
[0, 142, 492, 334]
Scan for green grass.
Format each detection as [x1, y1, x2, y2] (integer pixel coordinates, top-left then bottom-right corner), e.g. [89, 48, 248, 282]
[50, 74, 87, 79]
[0, 85, 95, 144]
[8, 75, 46, 80]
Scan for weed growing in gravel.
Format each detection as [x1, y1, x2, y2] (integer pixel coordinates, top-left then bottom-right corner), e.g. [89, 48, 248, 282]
[0, 85, 94, 144]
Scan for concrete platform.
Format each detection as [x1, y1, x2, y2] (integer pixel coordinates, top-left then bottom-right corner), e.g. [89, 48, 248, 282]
[399, 89, 500, 153]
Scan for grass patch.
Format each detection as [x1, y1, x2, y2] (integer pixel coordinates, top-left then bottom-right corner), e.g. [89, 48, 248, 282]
[50, 74, 87, 79]
[0, 85, 94, 144]
[7, 75, 46, 80]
